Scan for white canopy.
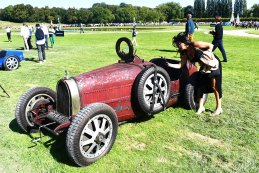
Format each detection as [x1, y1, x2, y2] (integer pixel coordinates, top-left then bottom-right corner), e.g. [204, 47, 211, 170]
[230, 12, 234, 22]
[236, 13, 240, 23]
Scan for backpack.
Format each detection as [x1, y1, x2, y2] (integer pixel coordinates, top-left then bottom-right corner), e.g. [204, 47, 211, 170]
[36, 28, 44, 40]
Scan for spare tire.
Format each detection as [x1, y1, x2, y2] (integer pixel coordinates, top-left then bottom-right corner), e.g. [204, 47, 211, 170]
[115, 37, 134, 62]
[133, 66, 171, 115]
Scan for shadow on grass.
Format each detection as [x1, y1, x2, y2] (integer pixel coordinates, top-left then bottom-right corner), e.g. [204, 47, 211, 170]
[155, 49, 178, 53]
[0, 94, 10, 98]
[9, 119, 24, 134]
[25, 58, 38, 63]
[9, 119, 76, 167]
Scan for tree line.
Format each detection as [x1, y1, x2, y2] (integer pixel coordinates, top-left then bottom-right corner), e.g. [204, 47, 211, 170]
[0, 1, 258, 24]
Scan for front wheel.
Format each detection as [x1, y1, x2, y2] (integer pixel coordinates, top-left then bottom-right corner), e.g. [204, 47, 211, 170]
[15, 87, 56, 133]
[4, 56, 20, 70]
[66, 103, 118, 167]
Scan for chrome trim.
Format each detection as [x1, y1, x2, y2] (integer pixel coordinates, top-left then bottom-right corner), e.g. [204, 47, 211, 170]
[64, 78, 81, 115]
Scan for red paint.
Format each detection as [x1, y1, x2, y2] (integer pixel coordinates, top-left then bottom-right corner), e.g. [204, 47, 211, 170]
[73, 57, 197, 122]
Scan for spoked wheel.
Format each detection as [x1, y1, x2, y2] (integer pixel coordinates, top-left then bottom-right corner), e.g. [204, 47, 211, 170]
[4, 56, 19, 71]
[15, 87, 56, 133]
[134, 66, 171, 114]
[66, 103, 118, 167]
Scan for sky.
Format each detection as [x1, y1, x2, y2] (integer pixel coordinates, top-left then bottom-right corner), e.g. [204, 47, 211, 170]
[0, 0, 257, 9]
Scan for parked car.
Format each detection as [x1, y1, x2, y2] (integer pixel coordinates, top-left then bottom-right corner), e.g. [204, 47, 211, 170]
[0, 50, 24, 70]
[15, 37, 197, 167]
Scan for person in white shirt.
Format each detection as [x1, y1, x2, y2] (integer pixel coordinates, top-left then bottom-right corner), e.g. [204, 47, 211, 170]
[20, 24, 30, 51]
[6, 27, 12, 42]
[41, 24, 49, 49]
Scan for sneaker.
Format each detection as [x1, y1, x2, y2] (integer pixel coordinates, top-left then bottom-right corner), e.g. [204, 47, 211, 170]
[43, 60, 46, 62]
[39, 61, 42, 64]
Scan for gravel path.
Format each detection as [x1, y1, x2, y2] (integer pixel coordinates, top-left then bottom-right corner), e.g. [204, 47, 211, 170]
[223, 30, 259, 38]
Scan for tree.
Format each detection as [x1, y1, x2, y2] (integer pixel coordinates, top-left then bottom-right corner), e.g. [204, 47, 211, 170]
[90, 7, 114, 24]
[194, 0, 205, 18]
[251, 4, 259, 17]
[156, 2, 182, 22]
[0, 5, 14, 21]
[137, 7, 161, 23]
[78, 8, 91, 24]
[234, 0, 247, 16]
[114, 5, 136, 23]
[12, 4, 34, 22]
[206, 0, 215, 17]
[65, 8, 78, 24]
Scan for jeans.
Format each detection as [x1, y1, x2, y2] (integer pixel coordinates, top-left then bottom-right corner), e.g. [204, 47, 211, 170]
[212, 40, 227, 61]
[37, 44, 46, 62]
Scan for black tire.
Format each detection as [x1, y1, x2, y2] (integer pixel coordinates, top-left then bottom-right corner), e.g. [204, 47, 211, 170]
[184, 72, 199, 110]
[66, 103, 118, 167]
[4, 56, 20, 71]
[15, 87, 56, 133]
[115, 37, 134, 62]
[134, 66, 171, 114]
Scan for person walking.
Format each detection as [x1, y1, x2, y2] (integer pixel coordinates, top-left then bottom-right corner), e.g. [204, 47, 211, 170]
[49, 26, 55, 48]
[132, 27, 138, 46]
[80, 23, 84, 34]
[20, 24, 30, 51]
[185, 13, 195, 41]
[167, 32, 223, 116]
[35, 24, 46, 63]
[210, 16, 228, 62]
[6, 27, 12, 42]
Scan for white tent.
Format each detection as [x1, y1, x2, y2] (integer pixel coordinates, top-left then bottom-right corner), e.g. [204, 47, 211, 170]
[230, 12, 234, 22]
[236, 13, 240, 24]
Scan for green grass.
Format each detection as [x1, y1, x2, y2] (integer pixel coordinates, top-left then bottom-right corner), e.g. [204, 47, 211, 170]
[0, 27, 258, 172]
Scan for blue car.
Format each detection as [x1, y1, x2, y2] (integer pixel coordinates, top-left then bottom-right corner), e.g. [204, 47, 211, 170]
[0, 50, 25, 70]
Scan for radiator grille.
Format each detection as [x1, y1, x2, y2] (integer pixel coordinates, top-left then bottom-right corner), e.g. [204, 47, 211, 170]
[56, 80, 71, 116]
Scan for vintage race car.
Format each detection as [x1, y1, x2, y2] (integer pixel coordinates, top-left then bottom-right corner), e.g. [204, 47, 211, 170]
[15, 37, 197, 166]
[0, 50, 24, 70]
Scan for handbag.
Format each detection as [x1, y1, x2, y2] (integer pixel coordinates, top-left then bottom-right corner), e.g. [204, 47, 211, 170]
[199, 50, 219, 74]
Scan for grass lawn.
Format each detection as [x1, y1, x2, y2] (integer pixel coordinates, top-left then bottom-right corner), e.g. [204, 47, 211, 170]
[0, 27, 258, 172]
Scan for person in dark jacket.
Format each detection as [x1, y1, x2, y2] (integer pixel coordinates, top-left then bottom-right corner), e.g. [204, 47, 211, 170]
[35, 24, 46, 63]
[185, 13, 195, 41]
[210, 16, 228, 62]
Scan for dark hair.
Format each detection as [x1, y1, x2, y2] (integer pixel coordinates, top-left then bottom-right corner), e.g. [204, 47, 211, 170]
[215, 16, 222, 22]
[35, 23, 40, 27]
[172, 32, 192, 48]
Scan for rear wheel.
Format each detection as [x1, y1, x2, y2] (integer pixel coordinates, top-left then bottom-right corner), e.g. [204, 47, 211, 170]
[4, 56, 19, 70]
[184, 83, 198, 110]
[184, 73, 199, 110]
[66, 103, 118, 167]
[15, 87, 56, 133]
